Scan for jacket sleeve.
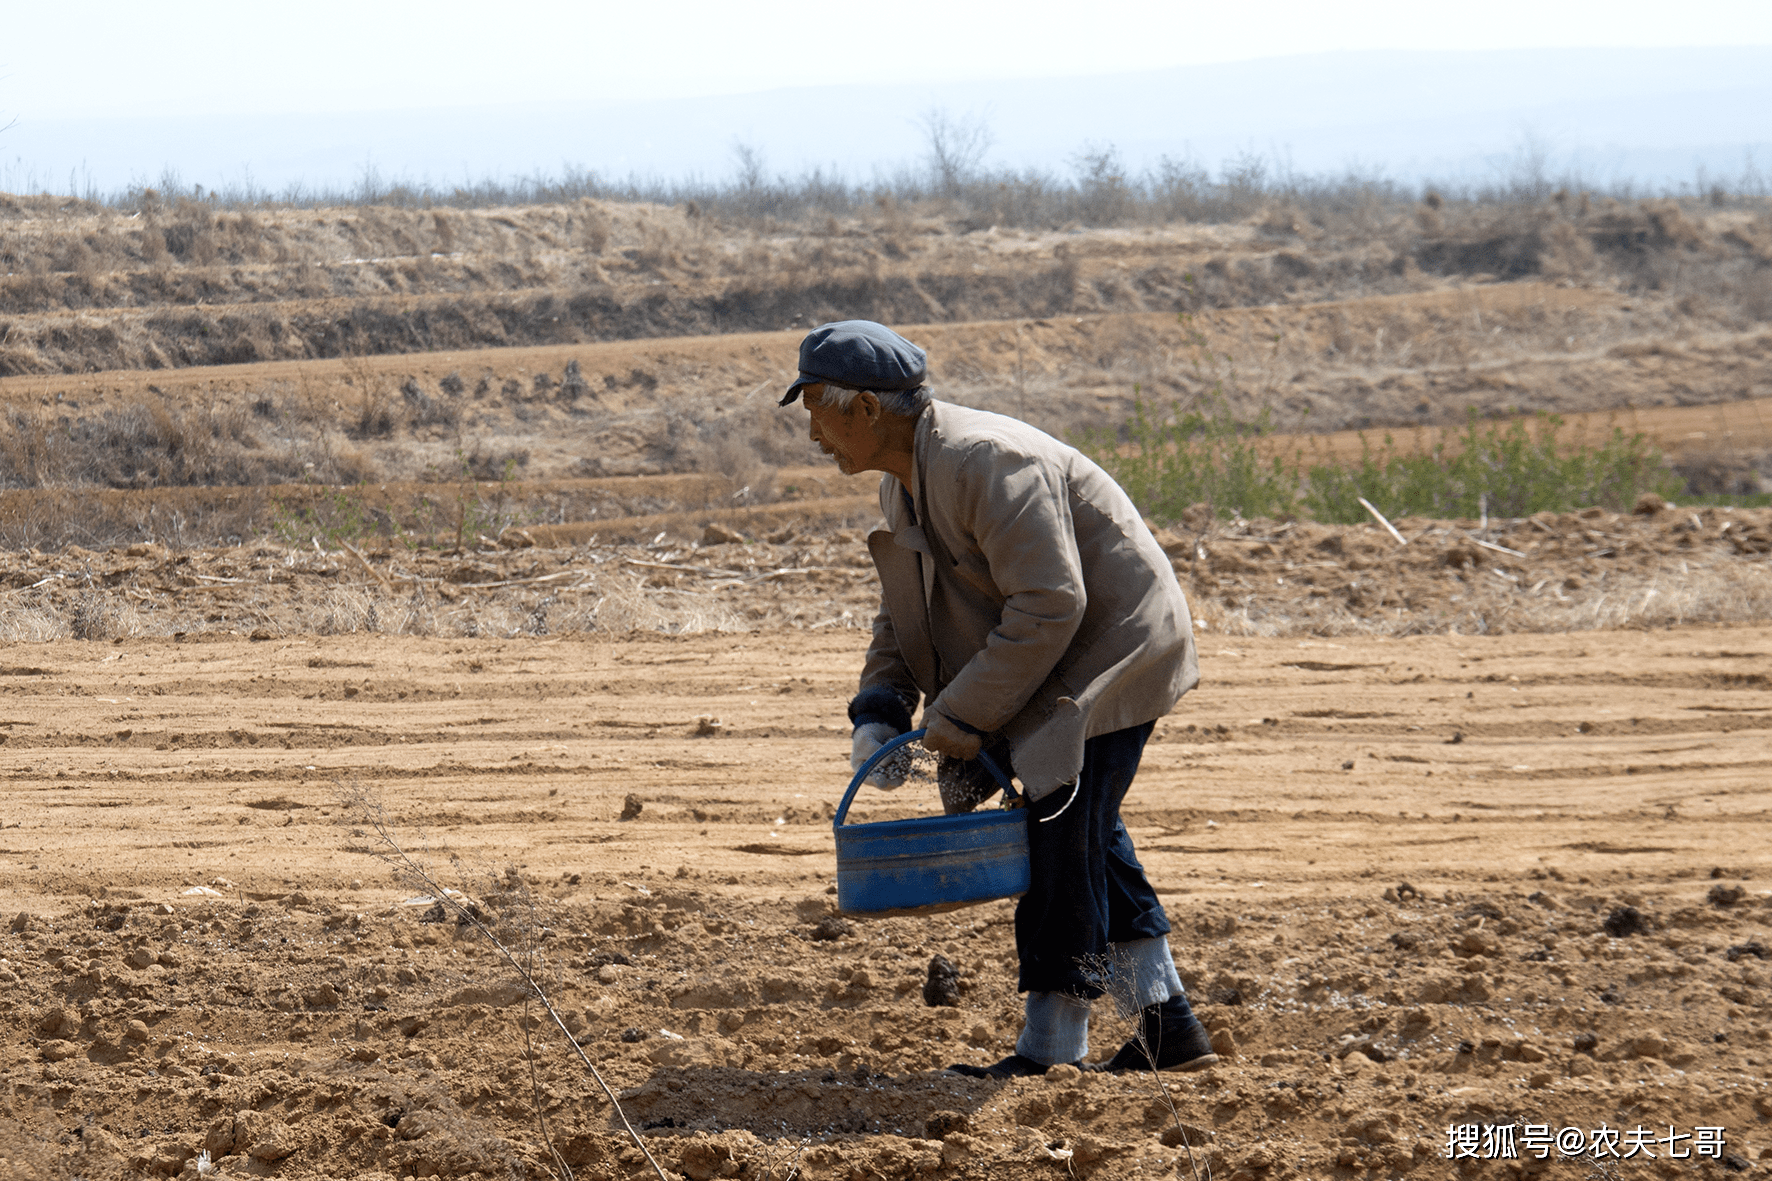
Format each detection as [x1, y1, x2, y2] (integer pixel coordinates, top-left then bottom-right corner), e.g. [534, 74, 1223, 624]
[858, 610, 920, 723]
[929, 447, 1085, 733]
[858, 477, 923, 719]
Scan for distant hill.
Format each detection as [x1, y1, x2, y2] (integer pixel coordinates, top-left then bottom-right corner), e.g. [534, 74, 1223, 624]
[4, 46, 1770, 197]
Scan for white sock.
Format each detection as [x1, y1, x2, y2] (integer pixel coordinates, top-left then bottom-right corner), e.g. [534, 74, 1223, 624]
[1107, 936, 1185, 1018]
[1014, 991, 1092, 1065]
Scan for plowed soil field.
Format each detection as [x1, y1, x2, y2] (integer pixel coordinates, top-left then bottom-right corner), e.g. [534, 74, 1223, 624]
[2, 621, 1769, 1180]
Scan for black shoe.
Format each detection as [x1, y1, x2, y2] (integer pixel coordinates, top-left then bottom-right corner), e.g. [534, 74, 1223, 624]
[946, 1053, 1074, 1080]
[1086, 996, 1219, 1074]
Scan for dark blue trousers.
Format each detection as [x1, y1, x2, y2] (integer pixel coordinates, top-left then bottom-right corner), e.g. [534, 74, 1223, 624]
[1014, 721, 1169, 997]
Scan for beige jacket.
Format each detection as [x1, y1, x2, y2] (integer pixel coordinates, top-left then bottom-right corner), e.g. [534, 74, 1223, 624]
[861, 401, 1198, 799]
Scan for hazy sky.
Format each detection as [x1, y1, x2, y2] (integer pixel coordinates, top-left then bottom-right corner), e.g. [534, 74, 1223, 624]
[7, 0, 1772, 120]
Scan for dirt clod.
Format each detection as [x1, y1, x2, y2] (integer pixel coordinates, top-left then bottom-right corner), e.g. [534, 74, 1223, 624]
[39, 1039, 80, 1062]
[1013, 1095, 1054, 1127]
[236, 1111, 300, 1163]
[1634, 492, 1668, 514]
[1708, 883, 1746, 907]
[619, 793, 644, 821]
[922, 955, 962, 1007]
[1603, 905, 1647, 937]
[701, 523, 746, 545]
[678, 1137, 736, 1180]
[925, 1110, 971, 1139]
[809, 915, 852, 942]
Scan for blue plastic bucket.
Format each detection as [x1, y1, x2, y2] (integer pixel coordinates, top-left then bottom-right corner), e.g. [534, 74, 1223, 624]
[833, 730, 1030, 916]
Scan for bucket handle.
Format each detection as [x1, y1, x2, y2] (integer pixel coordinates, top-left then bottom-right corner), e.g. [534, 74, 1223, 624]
[833, 728, 1017, 830]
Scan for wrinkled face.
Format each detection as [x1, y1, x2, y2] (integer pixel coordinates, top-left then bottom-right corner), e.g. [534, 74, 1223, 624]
[801, 384, 880, 476]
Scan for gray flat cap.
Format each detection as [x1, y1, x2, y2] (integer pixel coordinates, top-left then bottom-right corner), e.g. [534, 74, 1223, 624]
[778, 320, 927, 406]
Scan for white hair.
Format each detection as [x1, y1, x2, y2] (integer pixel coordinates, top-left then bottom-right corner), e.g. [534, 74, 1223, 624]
[818, 383, 931, 417]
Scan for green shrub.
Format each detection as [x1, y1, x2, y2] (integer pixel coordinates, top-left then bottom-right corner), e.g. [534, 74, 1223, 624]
[1082, 396, 1685, 525]
[1076, 389, 1297, 522]
[1302, 413, 1683, 523]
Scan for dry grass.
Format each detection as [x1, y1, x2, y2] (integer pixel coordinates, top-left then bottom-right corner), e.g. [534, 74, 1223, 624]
[589, 572, 744, 634]
[1, 531, 1761, 644]
[0, 590, 153, 643]
[0, 397, 373, 492]
[281, 568, 742, 639]
[0, 600, 68, 642]
[1198, 562, 1772, 638]
[0, 465, 805, 555]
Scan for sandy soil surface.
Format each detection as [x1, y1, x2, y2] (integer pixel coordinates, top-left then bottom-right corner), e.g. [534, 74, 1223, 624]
[1, 622, 1768, 1180]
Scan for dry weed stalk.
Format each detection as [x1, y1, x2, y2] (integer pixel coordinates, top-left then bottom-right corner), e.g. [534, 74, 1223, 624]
[1136, 1025, 1209, 1181]
[1088, 953, 1209, 1181]
[341, 783, 669, 1181]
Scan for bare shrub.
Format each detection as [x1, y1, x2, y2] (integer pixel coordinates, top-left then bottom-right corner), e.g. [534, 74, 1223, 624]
[346, 361, 399, 439]
[161, 203, 217, 263]
[68, 592, 113, 640]
[707, 433, 775, 503]
[1539, 219, 1599, 280]
[575, 199, 611, 253]
[919, 107, 994, 197]
[445, 578, 739, 639]
[393, 587, 438, 637]
[0, 399, 316, 490]
[313, 442, 380, 486]
[138, 222, 168, 264]
[401, 378, 458, 429]
[70, 401, 269, 487]
[525, 594, 554, 636]
[1071, 144, 1132, 225]
[460, 441, 531, 480]
[558, 359, 592, 402]
[0, 342, 48, 377]
[0, 409, 58, 486]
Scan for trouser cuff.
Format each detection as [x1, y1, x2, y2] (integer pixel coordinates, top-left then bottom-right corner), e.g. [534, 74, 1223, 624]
[1014, 991, 1092, 1065]
[1108, 936, 1185, 1018]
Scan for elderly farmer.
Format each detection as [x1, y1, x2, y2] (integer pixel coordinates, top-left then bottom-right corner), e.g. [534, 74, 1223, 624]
[782, 320, 1215, 1079]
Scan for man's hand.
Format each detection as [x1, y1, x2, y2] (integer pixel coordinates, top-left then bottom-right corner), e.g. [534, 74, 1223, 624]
[851, 722, 905, 788]
[922, 711, 983, 761]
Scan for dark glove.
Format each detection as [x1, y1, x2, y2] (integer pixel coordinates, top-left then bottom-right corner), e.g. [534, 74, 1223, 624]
[847, 684, 914, 733]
